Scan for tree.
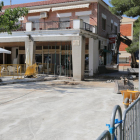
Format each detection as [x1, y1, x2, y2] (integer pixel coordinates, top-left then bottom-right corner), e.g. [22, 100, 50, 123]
[0, 1, 28, 33]
[126, 17, 140, 54]
[109, 0, 140, 17]
[109, 0, 140, 67]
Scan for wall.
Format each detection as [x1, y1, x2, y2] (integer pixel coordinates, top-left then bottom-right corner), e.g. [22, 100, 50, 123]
[119, 24, 132, 51]
[119, 18, 134, 67]
[98, 3, 120, 39]
[120, 24, 132, 37]
[119, 42, 128, 51]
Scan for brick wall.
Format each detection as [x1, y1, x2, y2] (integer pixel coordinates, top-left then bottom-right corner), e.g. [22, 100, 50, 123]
[119, 24, 132, 51]
[22, 3, 98, 26]
[119, 64, 130, 66]
[98, 4, 120, 39]
[90, 3, 98, 26]
[120, 24, 132, 36]
[119, 42, 128, 51]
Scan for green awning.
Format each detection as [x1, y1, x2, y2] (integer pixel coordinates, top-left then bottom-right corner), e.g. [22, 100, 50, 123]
[103, 49, 111, 53]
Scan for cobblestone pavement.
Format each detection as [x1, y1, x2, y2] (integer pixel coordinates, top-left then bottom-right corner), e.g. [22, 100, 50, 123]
[0, 81, 124, 140]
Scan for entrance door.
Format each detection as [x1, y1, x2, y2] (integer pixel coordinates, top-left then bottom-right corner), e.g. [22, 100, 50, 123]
[19, 54, 25, 64]
[5, 47, 11, 64]
[0, 53, 3, 64]
[104, 46, 107, 65]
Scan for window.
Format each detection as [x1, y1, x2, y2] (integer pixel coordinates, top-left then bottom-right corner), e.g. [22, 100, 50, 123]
[111, 23, 113, 31]
[19, 47, 25, 50]
[59, 17, 70, 29]
[44, 54, 51, 64]
[35, 54, 42, 64]
[16, 49, 18, 58]
[115, 25, 117, 33]
[36, 46, 42, 50]
[28, 16, 40, 22]
[102, 18, 106, 30]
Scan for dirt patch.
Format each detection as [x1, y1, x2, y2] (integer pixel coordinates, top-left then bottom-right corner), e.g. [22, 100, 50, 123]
[64, 81, 79, 85]
[48, 81, 79, 86]
[47, 80, 115, 88]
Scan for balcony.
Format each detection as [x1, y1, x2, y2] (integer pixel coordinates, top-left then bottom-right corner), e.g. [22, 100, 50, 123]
[13, 19, 97, 34]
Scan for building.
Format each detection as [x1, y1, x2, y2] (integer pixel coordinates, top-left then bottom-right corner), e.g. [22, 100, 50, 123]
[119, 17, 135, 68]
[0, 0, 120, 80]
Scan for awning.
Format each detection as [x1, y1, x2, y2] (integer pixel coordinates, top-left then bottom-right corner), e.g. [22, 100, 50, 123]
[29, 8, 51, 13]
[103, 49, 111, 53]
[0, 48, 11, 54]
[52, 4, 90, 11]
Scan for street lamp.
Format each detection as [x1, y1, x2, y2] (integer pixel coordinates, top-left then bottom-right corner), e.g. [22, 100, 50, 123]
[139, 32, 140, 91]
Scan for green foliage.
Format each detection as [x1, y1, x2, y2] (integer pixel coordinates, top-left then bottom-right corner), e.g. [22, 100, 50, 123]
[126, 17, 140, 53]
[109, 0, 140, 54]
[0, 1, 28, 34]
[109, 0, 140, 17]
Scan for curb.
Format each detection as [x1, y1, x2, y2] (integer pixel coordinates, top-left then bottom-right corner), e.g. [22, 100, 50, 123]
[0, 77, 57, 86]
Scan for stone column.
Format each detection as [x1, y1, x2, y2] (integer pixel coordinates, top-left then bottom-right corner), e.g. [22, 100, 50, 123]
[72, 36, 85, 81]
[25, 38, 36, 67]
[89, 38, 99, 76]
[42, 46, 44, 64]
[3, 47, 5, 64]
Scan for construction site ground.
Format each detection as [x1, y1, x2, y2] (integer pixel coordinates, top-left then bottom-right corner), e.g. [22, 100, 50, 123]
[0, 79, 139, 140]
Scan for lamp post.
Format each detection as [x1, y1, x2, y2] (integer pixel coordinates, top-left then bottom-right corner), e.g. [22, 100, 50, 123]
[139, 32, 140, 91]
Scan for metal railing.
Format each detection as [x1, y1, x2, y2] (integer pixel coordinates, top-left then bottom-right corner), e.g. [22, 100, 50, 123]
[37, 63, 54, 74]
[10, 20, 96, 32]
[37, 63, 73, 77]
[110, 105, 122, 140]
[83, 22, 93, 32]
[97, 97, 140, 140]
[122, 97, 140, 140]
[32, 20, 73, 31]
[96, 130, 111, 140]
[0, 64, 26, 79]
[12, 23, 26, 31]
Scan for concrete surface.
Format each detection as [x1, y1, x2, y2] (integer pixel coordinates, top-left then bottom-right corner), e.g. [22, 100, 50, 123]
[0, 81, 125, 140]
[0, 76, 57, 86]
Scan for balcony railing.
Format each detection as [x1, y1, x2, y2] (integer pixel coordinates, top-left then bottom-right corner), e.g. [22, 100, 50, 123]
[32, 20, 73, 31]
[10, 19, 97, 34]
[12, 23, 26, 31]
[83, 22, 93, 32]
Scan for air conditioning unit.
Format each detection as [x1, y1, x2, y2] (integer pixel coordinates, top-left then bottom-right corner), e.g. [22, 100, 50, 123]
[40, 12, 47, 18]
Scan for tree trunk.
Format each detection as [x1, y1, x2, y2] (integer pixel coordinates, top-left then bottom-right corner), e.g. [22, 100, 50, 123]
[131, 53, 137, 68]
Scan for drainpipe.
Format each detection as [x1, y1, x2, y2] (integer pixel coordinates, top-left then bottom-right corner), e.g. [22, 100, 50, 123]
[97, 3, 99, 35]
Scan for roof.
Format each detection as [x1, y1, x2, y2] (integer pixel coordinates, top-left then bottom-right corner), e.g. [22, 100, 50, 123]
[2, 0, 83, 10]
[121, 17, 136, 23]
